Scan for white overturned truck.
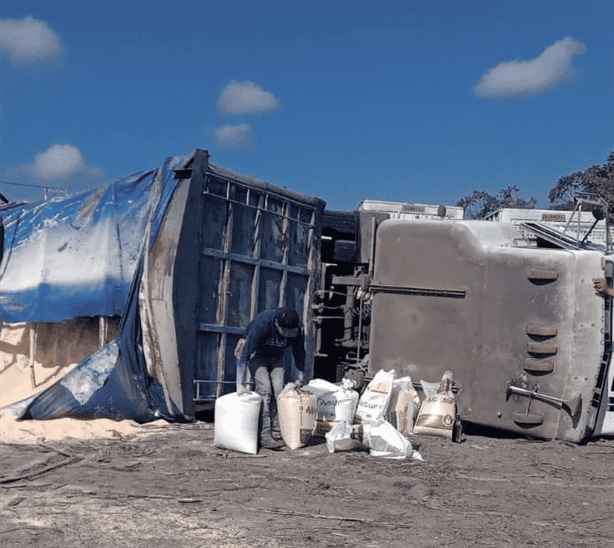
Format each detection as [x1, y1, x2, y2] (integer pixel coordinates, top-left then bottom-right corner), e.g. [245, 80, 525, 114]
[318, 201, 614, 442]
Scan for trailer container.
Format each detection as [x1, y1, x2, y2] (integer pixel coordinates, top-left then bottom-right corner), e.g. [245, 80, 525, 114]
[367, 219, 613, 442]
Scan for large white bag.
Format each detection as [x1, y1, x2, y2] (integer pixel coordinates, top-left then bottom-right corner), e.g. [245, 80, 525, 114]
[363, 419, 423, 460]
[304, 378, 359, 435]
[325, 420, 363, 453]
[214, 391, 262, 454]
[277, 382, 318, 450]
[355, 369, 395, 423]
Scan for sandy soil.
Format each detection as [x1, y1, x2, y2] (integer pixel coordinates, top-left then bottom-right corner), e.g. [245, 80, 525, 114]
[1, 417, 613, 548]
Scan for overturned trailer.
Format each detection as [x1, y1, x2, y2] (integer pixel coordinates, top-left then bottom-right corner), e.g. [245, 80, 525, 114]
[0, 150, 324, 421]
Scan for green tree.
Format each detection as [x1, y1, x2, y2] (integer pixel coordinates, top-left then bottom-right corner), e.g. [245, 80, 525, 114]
[456, 185, 537, 220]
[548, 149, 614, 221]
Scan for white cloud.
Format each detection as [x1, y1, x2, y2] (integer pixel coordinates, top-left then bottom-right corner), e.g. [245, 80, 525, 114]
[213, 124, 253, 149]
[0, 15, 64, 64]
[23, 144, 103, 181]
[217, 80, 280, 115]
[474, 37, 586, 98]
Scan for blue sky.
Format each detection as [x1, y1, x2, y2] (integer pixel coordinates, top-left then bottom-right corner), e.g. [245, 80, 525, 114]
[1, 1, 612, 209]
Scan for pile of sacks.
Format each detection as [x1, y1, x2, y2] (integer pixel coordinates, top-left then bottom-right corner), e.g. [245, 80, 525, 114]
[214, 369, 458, 460]
[324, 369, 459, 459]
[213, 379, 359, 455]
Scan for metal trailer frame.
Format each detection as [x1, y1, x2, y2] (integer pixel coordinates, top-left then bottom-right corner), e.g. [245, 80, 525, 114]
[186, 151, 326, 409]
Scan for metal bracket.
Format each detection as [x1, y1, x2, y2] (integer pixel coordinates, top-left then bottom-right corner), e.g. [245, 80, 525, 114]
[507, 384, 581, 418]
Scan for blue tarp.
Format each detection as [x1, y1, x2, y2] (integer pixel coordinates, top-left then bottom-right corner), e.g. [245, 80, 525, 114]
[20, 258, 183, 422]
[1, 153, 193, 422]
[0, 154, 188, 323]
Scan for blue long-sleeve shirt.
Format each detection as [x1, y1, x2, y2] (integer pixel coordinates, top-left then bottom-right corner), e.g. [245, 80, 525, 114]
[236, 308, 306, 387]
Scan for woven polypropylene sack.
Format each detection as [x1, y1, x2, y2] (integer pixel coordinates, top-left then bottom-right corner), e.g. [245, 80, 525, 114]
[277, 383, 317, 450]
[214, 392, 262, 454]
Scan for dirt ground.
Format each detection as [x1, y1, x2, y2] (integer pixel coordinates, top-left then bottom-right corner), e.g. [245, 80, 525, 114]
[1, 416, 613, 548]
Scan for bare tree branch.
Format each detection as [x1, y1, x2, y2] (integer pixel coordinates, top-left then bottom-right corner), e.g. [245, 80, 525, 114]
[456, 185, 536, 219]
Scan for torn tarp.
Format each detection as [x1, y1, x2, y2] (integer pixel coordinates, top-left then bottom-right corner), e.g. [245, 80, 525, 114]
[1, 153, 194, 422]
[19, 258, 184, 423]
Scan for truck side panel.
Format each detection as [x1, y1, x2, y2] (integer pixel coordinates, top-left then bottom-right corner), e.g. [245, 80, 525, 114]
[369, 219, 606, 442]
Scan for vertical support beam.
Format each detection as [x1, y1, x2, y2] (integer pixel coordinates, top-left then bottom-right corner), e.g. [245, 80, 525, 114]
[278, 201, 290, 307]
[303, 209, 319, 380]
[250, 192, 264, 319]
[29, 326, 37, 389]
[215, 180, 234, 398]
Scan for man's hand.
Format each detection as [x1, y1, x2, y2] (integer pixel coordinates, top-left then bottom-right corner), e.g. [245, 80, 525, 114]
[593, 278, 614, 297]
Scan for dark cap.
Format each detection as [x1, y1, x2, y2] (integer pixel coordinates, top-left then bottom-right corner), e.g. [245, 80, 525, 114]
[276, 309, 300, 338]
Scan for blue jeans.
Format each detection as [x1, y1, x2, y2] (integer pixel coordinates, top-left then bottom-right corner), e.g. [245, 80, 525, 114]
[250, 354, 285, 438]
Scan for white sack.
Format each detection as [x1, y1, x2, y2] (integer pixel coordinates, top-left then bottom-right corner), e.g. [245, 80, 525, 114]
[277, 382, 317, 450]
[304, 378, 359, 435]
[415, 371, 456, 439]
[384, 376, 420, 436]
[325, 420, 363, 453]
[355, 369, 395, 423]
[214, 391, 262, 454]
[414, 394, 456, 439]
[363, 419, 423, 460]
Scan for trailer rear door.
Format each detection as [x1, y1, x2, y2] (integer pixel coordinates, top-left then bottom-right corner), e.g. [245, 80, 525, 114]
[189, 153, 325, 407]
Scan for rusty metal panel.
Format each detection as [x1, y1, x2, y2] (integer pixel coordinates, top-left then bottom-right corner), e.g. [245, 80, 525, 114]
[260, 197, 286, 263]
[287, 205, 313, 266]
[230, 201, 257, 257]
[258, 267, 283, 311]
[197, 256, 223, 325]
[139, 175, 192, 416]
[369, 219, 606, 442]
[227, 262, 256, 327]
[193, 160, 325, 405]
